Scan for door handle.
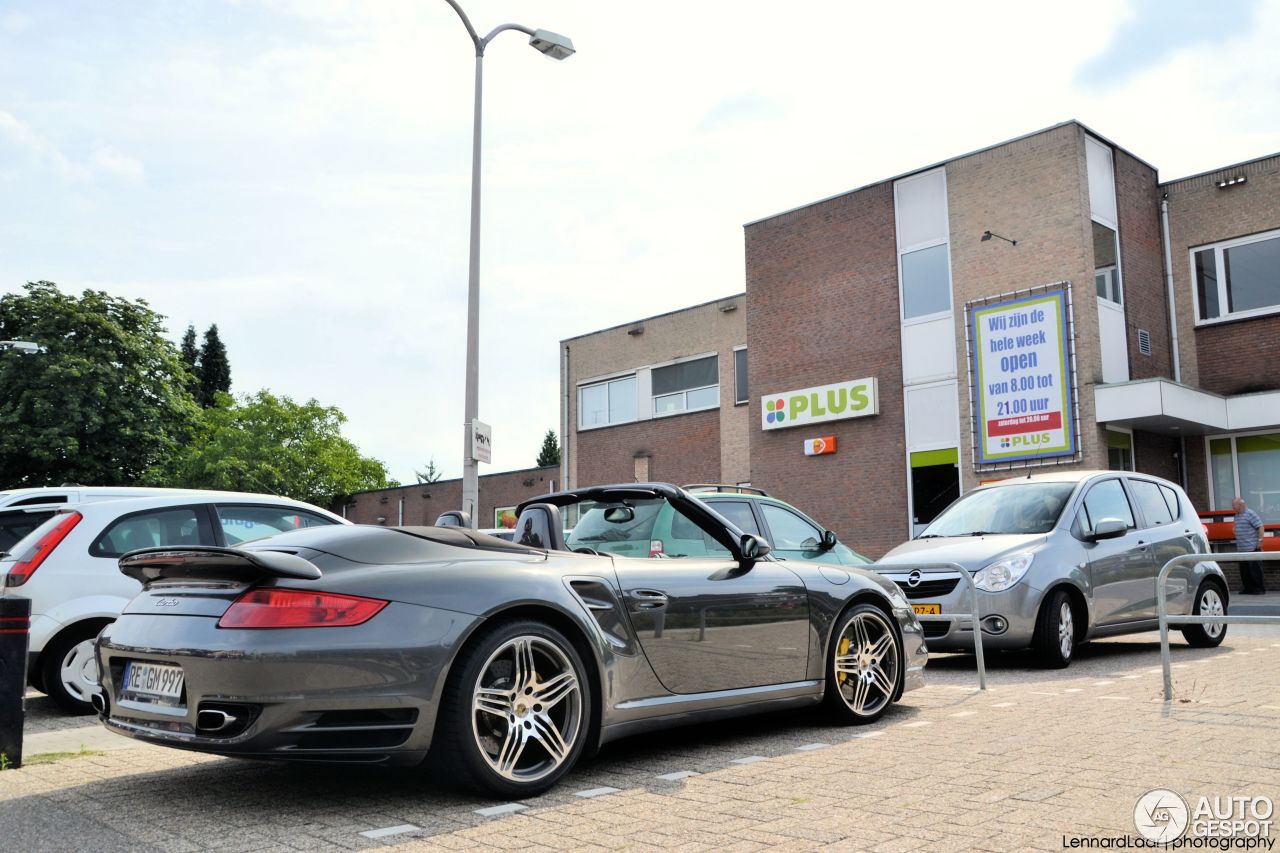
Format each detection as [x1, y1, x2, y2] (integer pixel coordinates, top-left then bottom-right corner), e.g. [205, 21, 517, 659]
[628, 589, 669, 611]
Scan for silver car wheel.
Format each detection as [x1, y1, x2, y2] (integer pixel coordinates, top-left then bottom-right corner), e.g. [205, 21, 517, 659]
[1199, 588, 1225, 639]
[833, 611, 899, 718]
[59, 637, 101, 703]
[1058, 601, 1074, 659]
[471, 635, 582, 784]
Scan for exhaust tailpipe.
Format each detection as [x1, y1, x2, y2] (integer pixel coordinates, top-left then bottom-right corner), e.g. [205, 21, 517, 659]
[90, 692, 107, 715]
[196, 708, 238, 733]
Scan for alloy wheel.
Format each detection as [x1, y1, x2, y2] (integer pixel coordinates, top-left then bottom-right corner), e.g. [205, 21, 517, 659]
[1058, 601, 1074, 659]
[471, 636, 582, 783]
[833, 610, 899, 717]
[1200, 588, 1225, 639]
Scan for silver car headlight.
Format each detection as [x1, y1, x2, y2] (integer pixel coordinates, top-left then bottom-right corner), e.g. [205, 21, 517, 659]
[974, 551, 1035, 592]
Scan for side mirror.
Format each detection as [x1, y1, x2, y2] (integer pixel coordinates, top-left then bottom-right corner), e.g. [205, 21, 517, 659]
[820, 530, 838, 551]
[739, 533, 772, 564]
[1086, 518, 1127, 542]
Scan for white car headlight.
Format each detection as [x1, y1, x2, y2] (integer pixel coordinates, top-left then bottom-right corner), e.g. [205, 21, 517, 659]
[974, 551, 1035, 592]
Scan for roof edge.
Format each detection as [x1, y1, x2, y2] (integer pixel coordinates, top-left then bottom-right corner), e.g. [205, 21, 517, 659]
[345, 464, 560, 500]
[1160, 150, 1280, 188]
[561, 292, 745, 344]
[744, 119, 1159, 228]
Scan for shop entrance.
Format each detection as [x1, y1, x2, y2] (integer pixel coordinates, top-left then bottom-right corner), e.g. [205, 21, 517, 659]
[910, 448, 960, 536]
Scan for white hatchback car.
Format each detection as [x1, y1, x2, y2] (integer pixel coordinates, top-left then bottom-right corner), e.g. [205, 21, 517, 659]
[0, 485, 207, 511]
[0, 492, 348, 713]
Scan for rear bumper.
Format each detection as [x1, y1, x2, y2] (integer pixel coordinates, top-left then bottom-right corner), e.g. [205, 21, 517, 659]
[95, 603, 477, 765]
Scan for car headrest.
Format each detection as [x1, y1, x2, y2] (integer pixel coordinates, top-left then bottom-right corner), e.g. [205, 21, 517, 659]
[512, 503, 565, 551]
[435, 511, 471, 528]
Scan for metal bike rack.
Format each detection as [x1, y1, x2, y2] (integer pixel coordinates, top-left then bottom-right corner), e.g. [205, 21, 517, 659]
[1157, 551, 1280, 702]
[871, 561, 987, 691]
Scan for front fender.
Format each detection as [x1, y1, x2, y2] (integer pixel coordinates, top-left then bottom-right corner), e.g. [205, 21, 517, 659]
[785, 562, 917, 683]
[1024, 547, 1094, 632]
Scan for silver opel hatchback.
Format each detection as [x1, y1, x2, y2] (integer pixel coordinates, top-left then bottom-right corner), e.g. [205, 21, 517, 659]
[876, 471, 1228, 667]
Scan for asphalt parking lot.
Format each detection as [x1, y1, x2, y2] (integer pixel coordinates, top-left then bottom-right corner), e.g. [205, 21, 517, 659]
[5, 626, 1280, 852]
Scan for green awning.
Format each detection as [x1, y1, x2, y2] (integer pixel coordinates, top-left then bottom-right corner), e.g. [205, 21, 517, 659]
[1107, 430, 1132, 449]
[910, 448, 958, 468]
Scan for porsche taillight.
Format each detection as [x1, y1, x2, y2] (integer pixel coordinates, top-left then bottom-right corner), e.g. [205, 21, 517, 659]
[5, 511, 82, 587]
[217, 588, 388, 629]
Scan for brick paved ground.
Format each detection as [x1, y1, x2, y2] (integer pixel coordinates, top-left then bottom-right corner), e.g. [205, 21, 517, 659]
[4, 628, 1279, 851]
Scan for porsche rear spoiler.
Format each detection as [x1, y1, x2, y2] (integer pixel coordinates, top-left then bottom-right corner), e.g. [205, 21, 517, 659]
[119, 546, 322, 585]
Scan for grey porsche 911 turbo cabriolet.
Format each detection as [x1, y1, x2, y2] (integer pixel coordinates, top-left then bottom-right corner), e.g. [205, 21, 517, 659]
[94, 483, 926, 797]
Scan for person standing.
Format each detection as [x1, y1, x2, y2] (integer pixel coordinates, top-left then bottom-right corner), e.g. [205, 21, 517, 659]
[1232, 496, 1266, 594]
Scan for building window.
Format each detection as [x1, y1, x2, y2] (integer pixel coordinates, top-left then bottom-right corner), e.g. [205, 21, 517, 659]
[894, 168, 952, 322]
[734, 347, 748, 405]
[1192, 228, 1280, 323]
[1206, 431, 1280, 522]
[652, 354, 718, 416]
[577, 375, 637, 428]
[1094, 221, 1122, 304]
[900, 243, 952, 319]
[1107, 429, 1133, 471]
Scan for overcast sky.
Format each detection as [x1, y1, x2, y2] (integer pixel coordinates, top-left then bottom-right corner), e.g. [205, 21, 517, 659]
[2, 0, 1277, 484]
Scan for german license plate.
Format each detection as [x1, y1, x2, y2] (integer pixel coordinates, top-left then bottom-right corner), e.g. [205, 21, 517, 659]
[912, 603, 941, 615]
[122, 661, 185, 704]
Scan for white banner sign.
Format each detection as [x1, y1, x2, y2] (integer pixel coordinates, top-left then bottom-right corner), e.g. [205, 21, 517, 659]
[970, 290, 1076, 464]
[761, 378, 878, 431]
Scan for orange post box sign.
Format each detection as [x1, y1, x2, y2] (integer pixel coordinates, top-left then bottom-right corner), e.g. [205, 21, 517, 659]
[804, 436, 837, 456]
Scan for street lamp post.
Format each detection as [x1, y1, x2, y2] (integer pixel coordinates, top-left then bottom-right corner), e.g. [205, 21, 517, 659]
[442, 0, 574, 528]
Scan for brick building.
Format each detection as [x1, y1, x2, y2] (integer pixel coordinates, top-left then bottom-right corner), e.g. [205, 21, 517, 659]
[338, 465, 559, 530]
[561, 294, 749, 489]
[561, 121, 1280, 558]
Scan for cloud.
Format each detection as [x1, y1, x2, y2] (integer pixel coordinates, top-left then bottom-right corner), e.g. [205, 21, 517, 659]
[1076, 0, 1263, 90]
[698, 94, 785, 132]
[1, 12, 32, 34]
[91, 143, 145, 180]
[0, 110, 82, 180]
[0, 111, 143, 183]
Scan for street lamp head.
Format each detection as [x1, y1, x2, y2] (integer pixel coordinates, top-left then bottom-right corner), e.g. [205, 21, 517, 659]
[529, 29, 574, 60]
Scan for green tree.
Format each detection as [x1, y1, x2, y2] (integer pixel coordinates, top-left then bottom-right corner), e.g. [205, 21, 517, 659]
[197, 324, 231, 408]
[416, 458, 443, 484]
[0, 281, 200, 487]
[166, 390, 395, 506]
[536, 429, 561, 467]
[179, 325, 200, 397]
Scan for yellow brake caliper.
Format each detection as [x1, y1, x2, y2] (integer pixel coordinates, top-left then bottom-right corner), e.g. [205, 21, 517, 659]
[836, 636, 851, 684]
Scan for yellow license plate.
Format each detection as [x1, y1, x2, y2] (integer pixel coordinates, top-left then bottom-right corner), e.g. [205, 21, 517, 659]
[912, 603, 941, 615]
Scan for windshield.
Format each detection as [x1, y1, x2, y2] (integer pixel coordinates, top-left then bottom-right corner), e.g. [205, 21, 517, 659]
[920, 483, 1075, 537]
[564, 499, 664, 557]
[563, 496, 726, 558]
